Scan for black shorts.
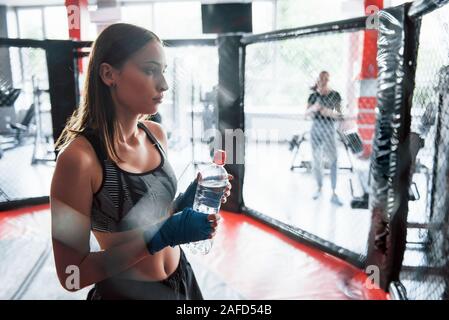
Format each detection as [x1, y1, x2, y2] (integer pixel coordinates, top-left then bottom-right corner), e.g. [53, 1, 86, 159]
[86, 249, 203, 300]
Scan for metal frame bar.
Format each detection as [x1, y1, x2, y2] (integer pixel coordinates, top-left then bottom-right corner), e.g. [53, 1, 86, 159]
[0, 196, 49, 211]
[241, 16, 367, 46]
[408, 0, 449, 17]
[242, 206, 366, 268]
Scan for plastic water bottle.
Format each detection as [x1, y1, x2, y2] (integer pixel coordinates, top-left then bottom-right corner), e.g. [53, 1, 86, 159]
[189, 149, 228, 255]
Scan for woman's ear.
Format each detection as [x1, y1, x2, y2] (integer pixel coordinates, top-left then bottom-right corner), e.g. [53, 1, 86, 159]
[99, 62, 116, 87]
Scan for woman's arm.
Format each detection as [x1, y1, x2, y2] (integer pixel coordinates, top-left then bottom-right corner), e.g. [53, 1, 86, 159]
[51, 140, 149, 291]
[305, 92, 322, 117]
[319, 107, 342, 119]
[319, 97, 343, 119]
[306, 102, 322, 118]
[319, 93, 343, 119]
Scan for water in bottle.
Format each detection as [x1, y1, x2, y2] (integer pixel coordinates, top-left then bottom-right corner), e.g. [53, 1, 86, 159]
[189, 150, 228, 255]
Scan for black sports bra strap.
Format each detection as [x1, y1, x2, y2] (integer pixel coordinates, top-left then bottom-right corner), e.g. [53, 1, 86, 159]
[137, 122, 166, 156]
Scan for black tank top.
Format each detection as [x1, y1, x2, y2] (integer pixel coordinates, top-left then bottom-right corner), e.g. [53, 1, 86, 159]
[82, 122, 178, 233]
[308, 90, 342, 128]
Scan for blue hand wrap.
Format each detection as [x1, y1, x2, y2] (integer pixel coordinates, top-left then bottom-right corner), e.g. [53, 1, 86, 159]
[172, 180, 198, 212]
[144, 207, 212, 255]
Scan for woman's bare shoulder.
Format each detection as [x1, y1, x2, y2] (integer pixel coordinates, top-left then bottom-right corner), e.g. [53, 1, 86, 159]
[56, 135, 98, 169]
[51, 135, 101, 215]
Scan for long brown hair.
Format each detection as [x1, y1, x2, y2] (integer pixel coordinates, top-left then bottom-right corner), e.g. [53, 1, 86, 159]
[55, 23, 161, 163]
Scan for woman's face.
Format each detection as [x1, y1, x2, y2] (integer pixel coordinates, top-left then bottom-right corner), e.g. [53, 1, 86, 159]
[319, 72, 329, 87]
[112, 41, 168, 116]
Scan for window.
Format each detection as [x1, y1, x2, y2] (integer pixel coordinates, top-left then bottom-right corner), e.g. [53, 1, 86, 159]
[44, 6, 69, 40]
[17, 8, 43, 39]
[6, 8, 18, 38]
[121, 4, 153, 30]
[253, 1, 275, 33]
[276, 0, 365, 29]
[153, 1, 201, 38]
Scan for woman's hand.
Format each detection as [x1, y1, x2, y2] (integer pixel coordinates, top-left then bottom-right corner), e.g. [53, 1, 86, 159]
[318, 107, 331, 117]
[221, 174, 233, 204]
[319, 107, 343, 119]
[309, 103, 322, 113]
[204, 174, 232, 239]
[305, 103, 322, 118]
[208, 213, 221, 239]
[145, 207, 217, 253]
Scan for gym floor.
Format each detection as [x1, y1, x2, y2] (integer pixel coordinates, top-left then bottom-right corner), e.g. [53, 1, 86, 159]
[0, 140, 428, 296]
[0, 204, 387, 300]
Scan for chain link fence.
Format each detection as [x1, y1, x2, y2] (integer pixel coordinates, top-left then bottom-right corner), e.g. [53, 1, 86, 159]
[0, 46, 54, 205]
[400, 3, 449, 300]
[242, 22, 376, 263]
[163, 45, 218, 173]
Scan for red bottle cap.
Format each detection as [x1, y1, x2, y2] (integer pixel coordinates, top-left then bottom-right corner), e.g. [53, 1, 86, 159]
[213, 149, 226, 165]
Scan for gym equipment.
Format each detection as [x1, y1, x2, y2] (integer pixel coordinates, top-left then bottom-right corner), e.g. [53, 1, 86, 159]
[30, 76, 54, 165]
[0, 76, 55, 163]
[289, 129, 357, 173]
[0, 78, 24, 159]
[338, 130, 363, 154]
[0, 103, 36, 157]
[0, 80, 21, 107]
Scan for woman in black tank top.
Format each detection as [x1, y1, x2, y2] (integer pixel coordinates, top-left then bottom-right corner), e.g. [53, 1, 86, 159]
[307, 71, 343, 206]
[50, 23, 231, 300]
